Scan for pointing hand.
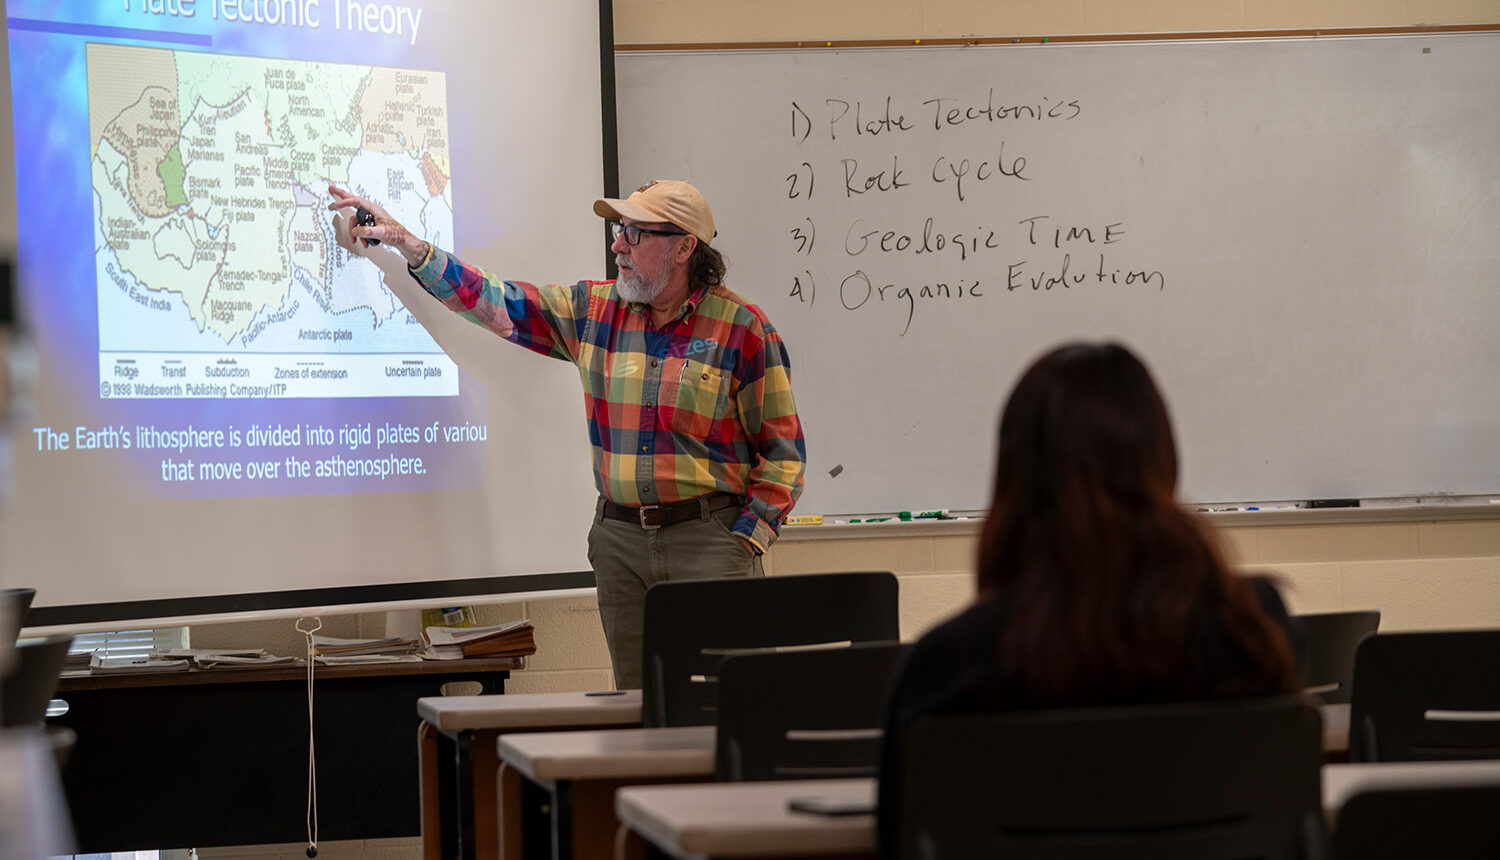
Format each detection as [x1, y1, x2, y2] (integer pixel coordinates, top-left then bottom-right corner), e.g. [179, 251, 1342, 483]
[327, 184, 430, 267]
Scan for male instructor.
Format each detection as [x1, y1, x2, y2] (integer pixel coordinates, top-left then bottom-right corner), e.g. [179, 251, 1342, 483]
[328, 180, 806, 688]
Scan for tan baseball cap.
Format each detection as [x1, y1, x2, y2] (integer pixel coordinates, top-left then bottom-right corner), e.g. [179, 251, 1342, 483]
[594, 180, 716, 245]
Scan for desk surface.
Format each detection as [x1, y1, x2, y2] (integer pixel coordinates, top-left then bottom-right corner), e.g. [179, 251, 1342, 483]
[482, 702, 1344, 773]
[1321, 760, 1500, 810]
[419, 688, 643, 732]
[619, 778, 876, 859]
[616, 760, 1500, 859]
[496, 724, 716, 782]
[418, 693, 1342, 741]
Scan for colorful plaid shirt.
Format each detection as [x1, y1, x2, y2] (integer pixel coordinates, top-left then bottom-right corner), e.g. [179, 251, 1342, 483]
[410, 247, 806, 551]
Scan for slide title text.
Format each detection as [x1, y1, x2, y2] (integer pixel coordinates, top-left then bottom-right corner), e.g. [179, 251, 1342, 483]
[121, 0, 425, 46]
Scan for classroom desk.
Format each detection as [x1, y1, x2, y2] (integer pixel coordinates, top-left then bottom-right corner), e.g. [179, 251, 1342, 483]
[613, 760, 1500, 860]
[1320, 759, 1500, 816]
[51, 657, 520, 853]
[616, 778, 876, 860]
[417, 689, 643, 860]
[494, 724, 716, 860]
[477, 703, 1346, 860]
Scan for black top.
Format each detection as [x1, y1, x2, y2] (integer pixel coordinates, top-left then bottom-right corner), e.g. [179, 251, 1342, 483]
[876, 577, 1301, 859]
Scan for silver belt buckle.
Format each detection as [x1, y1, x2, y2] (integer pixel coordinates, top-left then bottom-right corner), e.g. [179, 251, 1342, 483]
[638, 504, 662, 530]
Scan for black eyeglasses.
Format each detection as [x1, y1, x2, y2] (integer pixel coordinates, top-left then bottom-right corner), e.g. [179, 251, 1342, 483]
[609, 220, 686, 246]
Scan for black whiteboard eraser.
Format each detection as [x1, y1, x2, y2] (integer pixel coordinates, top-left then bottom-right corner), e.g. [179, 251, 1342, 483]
[1307, 498, 1361, 508]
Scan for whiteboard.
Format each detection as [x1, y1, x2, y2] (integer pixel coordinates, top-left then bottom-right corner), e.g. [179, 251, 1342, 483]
[616, 33, 1500, 515]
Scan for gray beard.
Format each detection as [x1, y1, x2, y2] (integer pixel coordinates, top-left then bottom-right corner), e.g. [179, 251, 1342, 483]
[616, 259, 670, 304]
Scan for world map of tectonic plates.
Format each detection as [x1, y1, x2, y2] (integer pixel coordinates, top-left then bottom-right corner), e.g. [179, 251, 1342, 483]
[89, 43, 452, 349]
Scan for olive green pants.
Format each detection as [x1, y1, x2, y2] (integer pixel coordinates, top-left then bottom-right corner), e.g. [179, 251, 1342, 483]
[588, 498, 763, 690]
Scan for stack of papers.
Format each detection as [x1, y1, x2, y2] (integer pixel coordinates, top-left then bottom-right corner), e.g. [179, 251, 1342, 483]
[157, 648, 299, 669]
[62, 651, 93, 672]
[196, 653, 299, 669]
[311, 635, 420, 663]
[315, 654, 424, 665]
[89, 655, 190, 675]
[422, 620, 536, 659]
[161, 647, 267, 659]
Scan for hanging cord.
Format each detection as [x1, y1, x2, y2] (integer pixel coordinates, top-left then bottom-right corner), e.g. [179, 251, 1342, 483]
[296, 616, 323, 858]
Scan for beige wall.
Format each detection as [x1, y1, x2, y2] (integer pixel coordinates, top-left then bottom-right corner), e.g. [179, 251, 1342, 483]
[610, 0, 1499, 44]
[191, 0, 1500, 698]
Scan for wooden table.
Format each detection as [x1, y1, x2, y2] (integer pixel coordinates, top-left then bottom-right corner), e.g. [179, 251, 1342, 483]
[417, 689, 643, 860]
[494, 725, 716, 860]
[614, 760, 1500, 860]
[52, 657, 520, 852]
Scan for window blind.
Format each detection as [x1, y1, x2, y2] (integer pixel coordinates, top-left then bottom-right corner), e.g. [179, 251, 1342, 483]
[68, 627, 186, 660]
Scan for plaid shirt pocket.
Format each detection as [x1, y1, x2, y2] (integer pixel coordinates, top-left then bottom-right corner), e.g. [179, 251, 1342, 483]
[661, 357, 731, 439]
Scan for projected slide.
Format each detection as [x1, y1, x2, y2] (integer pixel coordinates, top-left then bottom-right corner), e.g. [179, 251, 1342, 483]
[91, 44, 457, 398]
[5, 1, 489, 503]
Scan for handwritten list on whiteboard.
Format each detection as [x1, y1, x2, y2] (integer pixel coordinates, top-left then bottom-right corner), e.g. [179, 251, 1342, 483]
[618, 36, 1500, 515]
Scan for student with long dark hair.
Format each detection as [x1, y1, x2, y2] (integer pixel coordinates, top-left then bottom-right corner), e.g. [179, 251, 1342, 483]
[877, 342, 1301, 855]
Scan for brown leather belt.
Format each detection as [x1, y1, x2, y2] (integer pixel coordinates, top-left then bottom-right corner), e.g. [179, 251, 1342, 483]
[600, 493, 742, 530]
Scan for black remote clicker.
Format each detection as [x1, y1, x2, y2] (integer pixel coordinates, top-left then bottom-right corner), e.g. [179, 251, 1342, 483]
[355, 205, 380, 245]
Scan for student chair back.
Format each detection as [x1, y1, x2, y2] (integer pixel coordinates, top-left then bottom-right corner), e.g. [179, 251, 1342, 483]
[715, 641, 904, 781]
[2, 587, 35, 626]
[1349, 629, 1500, 762]
[641, 571, 899, 727]
[1333, 782, 1500, 859]
[0, 588, 35, 677]
[1295, 610, 1380, 704]
[2, 634, 74, 727]
[898, 697, 1324, 860]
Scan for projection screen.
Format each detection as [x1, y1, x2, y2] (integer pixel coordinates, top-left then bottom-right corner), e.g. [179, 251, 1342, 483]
[0, 0, 616, 628]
